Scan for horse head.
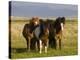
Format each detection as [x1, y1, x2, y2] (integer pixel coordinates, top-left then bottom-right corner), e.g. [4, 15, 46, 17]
[31, 16, 40, 26]
[54, 17, 65, 33]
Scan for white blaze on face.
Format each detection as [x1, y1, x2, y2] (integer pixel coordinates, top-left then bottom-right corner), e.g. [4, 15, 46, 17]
[61, 23, 64, 31]
[35, 21, 38, 25]
[47, 29, 49, 34]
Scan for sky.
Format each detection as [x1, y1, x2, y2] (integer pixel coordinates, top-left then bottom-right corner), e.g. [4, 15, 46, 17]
[10, 1, 78, 18]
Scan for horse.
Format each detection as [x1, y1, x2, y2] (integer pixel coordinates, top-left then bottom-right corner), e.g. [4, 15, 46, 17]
[22, 17, 40, 51]
[48, 17, 65, 49]
[46, 19, 57, 49]
[33, 20, 50, 54]
[53, 17, 65, 49]
[22, 23, 34, 51]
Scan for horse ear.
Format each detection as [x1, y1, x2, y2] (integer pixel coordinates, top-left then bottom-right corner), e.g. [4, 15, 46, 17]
[56, 17, 61, 23]
[61, 17, 65, 24]
[62, 17, 65, 20]
[36, 16, 39, 20]
[32, 17, 35, 20]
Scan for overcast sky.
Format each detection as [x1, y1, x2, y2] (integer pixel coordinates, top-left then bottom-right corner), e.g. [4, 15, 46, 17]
[10, 1, 78, 18]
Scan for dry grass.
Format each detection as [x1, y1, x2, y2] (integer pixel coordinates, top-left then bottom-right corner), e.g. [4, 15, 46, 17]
[10, 19, 78, 59]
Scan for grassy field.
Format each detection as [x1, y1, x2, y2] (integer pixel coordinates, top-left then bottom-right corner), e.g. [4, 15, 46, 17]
[10, 19, 78, 59]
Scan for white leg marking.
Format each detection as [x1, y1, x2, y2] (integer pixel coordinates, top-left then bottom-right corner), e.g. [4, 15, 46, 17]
[61, 23, 64, 31]
[39, 40, 42, 54]
[45, 46, 47, 53]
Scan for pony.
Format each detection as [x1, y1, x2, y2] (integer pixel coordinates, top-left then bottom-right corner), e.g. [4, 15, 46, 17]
[22, 23, 34, 51]
[54, 17, 65, 49]
[48, 17, 65, 50]
[22, 17, 40, 51]
[47, 19, 57, 49]
[34, 20, 50, 53]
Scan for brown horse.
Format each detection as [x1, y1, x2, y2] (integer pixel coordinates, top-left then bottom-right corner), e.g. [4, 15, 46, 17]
[22, 23, 33, 51]
[34, 20, 50, 53]
[22, 17, 40, 51]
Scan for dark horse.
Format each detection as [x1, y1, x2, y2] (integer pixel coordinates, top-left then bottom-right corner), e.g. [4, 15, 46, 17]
[54, 17, 65, 49]
[34, 20, 50, 53]
[22, 23, 34, 51]
[48, 17, 65, 49]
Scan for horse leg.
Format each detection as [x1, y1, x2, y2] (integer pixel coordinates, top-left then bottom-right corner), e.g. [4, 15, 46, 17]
[28, 37, 31, 51]
[45, 46, 47, 53]
[37, 40, 40, 51]
[54, 37, 57, 49]
[45, 39, 48, 53]
[59, 39, 61, 50]
[35, 40, 38, 51]
[47, 39, 49, 48]
[55, 34, 62, 50]
[26, 38, 28, 50]
[26, 38, 30, 51]
[39, 39, 42, 54]
[55, 36, 58, 49]
[59, 32, 63, 50]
